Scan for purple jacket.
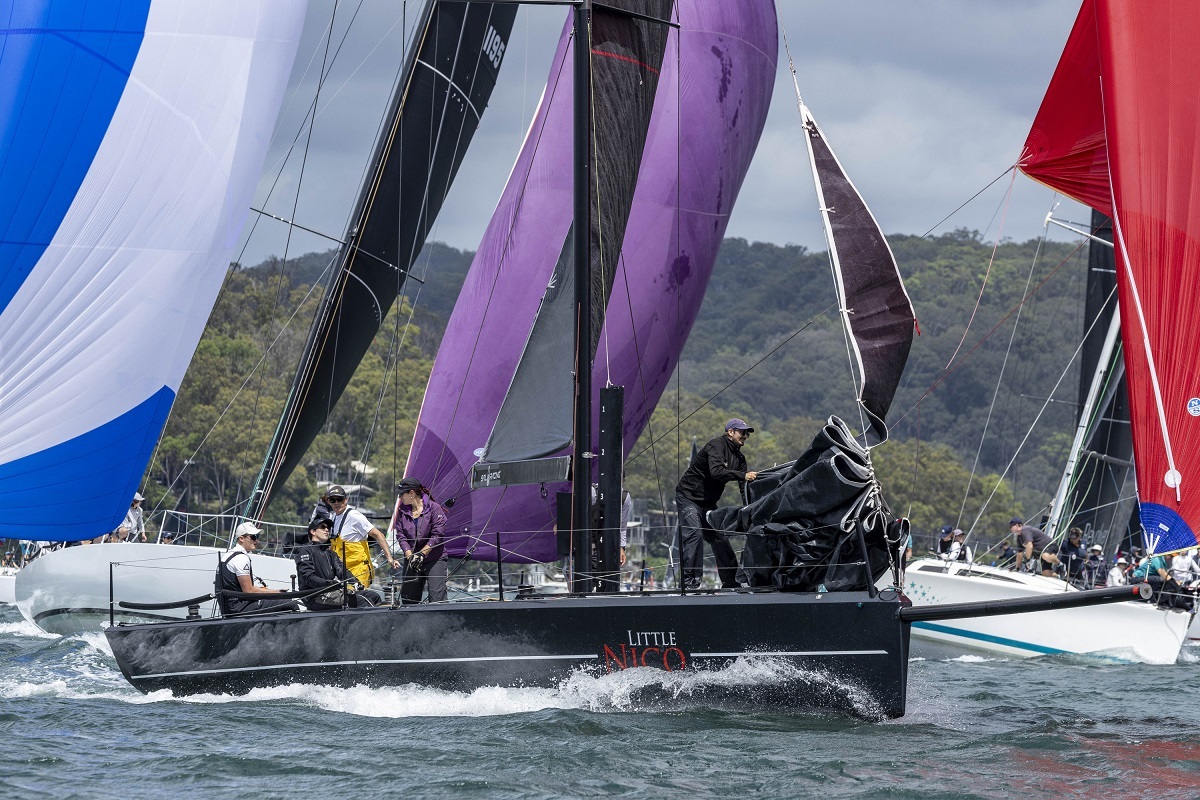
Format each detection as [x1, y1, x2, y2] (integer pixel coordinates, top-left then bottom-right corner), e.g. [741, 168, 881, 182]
[392, 495, 446, 562]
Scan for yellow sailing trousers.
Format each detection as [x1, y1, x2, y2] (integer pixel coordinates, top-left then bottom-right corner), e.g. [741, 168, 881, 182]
[333, 538, 373, 587]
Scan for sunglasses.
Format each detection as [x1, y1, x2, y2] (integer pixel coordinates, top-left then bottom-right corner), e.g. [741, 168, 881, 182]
[329, 497, 347, 503]
[242, 533, 259, 540]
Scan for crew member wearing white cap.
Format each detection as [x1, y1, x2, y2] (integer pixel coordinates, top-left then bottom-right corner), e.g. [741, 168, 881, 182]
[674, 418, 758, 590]
[118, 492, 146, 542]
[325, 485, 398, 587]
[1108, 557, 1129, 587]
[216, 521, 298, 615]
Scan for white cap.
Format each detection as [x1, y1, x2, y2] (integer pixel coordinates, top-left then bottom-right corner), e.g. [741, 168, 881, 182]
[1116, 557, 1128, 565]
[234, 521, 263, 539]
[1089, 544, 1102, 551]
[133, 492, 144, 502]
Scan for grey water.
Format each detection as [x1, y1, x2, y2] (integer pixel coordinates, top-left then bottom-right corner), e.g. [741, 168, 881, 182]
[1, 603, 1199, 800]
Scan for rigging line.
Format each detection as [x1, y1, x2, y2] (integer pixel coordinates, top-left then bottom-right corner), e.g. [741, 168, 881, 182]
[152, 255, 343, 512]
[893, 166, 1018, 257]
[418, 28, 575, 496]
[234, 0, 372, 272]
[955, 195, 1054, 529]
[964, 298, 1100, 540]
[943, 168, 1019, 371]
[240, 0, 345, 510]
[781, 23, 867, 445]
[629, 302, 838, 463]
[615, 6, 680, 536]
[587, 30, 614, 387]
[890, 236, 1087, 428]
[1110, 204, 1180, 502]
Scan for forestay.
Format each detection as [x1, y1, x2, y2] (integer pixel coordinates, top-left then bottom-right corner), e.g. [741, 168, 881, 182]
[0, 0, 304, 540]
[1018, 0, 1200, 554]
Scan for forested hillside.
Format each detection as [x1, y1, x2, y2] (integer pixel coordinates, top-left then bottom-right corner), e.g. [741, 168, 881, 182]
[144, 230, 1091, 541]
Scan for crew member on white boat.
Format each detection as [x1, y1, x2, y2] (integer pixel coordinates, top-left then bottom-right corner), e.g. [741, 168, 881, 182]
[1083, 543, 1105, 588]
[1057, 527, 1088, 584]
[118, 492, 146, 542]
[1108, 556, 1129, 587]
[936, 525, 954, 556]
[326, 484, 397, 587]
[674, 418, 758, 590]
[1010, 517, 1058, 576]
[942, 528, 972, 563]
[1170, 549, 1200, 586]
[217, 522, 299, 615]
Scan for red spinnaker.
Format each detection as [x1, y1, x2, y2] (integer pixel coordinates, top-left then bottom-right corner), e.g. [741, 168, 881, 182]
[1018, 0, 1200, 554]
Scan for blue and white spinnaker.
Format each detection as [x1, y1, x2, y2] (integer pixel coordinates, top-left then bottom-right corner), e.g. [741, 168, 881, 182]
[0, 1, 305, 540]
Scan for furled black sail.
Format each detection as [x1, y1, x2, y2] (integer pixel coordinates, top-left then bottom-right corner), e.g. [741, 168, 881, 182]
[801, 104, 916, 442]
[247, 2, 517, 516]
[708, 416, 903, 591]
[478, 0, 672, 467]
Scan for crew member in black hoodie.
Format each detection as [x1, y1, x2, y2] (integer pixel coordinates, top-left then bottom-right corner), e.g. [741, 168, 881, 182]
[674, 418, 758, 589]
[294, 517, 382, 609]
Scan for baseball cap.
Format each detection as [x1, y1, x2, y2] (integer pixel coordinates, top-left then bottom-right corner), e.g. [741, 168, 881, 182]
[234, 521, 263, 539]
[1009, 517, 1024, 527]
[395, 477, 423, 495]
[940, 525, 954, 537]
[1089, 544, 1103, 552]
[724, 418, 754, 432]
[326, 485, 348, 500]
[1116, 557, 1128, 565]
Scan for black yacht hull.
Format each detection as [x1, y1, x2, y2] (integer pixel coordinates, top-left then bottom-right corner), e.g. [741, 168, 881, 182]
[105, 590, 912, 717]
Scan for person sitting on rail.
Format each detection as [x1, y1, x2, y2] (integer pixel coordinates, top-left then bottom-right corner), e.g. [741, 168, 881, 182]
[294, 517, 381, 610]
[216, 521, 299, 615]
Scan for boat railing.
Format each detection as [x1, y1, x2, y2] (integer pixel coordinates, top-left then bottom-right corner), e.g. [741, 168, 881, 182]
[149, 510, 305, 558]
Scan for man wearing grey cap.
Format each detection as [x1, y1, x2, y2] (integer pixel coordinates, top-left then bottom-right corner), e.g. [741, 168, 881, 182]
[674, 418, 758, 590]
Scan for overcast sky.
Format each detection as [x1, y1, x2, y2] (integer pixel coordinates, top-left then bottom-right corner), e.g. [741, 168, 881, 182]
[237, 0, 1088, 268]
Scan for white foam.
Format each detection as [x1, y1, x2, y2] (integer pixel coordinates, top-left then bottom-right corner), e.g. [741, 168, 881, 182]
[130, 656, 886, 719]
[0, 620, 59, 639]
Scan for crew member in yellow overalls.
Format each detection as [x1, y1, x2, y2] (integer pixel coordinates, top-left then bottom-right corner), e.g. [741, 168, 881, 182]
[325, 485, 398, 586]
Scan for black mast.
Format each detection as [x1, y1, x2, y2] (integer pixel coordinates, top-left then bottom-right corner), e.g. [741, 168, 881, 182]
[570, 0, 593, 593]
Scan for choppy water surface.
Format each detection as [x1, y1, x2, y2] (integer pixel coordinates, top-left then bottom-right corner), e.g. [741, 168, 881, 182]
[1, 604, 1198, 799]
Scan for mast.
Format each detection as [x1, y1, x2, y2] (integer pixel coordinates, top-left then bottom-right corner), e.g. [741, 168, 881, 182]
[570, 0, 593, 592]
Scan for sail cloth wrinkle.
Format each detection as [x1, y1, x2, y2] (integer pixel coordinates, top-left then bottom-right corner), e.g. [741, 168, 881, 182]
[477, 0, 671, 465]
[801, 106, 915, 443]
[247, 2, 517, 516]
[0, 1, 305, 539]
[1019, 0, 1200, 554]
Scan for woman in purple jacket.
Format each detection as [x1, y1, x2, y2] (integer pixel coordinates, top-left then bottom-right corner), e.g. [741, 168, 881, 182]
[391, 477, 448, 603]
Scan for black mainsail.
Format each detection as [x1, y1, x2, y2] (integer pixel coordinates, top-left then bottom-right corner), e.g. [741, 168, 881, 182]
[247, 2, 517, 516]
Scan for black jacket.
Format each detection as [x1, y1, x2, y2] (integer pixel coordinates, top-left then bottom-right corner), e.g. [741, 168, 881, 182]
[293, 540, 359, 591]
[675, 434, 748, 509]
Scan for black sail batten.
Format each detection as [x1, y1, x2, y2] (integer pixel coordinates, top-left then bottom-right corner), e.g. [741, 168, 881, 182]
[247, 2, 517, 516]
[801, 105, 916, 443]
[475, 0, 671, 476]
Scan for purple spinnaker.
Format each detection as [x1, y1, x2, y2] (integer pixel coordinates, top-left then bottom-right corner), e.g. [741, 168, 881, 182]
[407, 0, 778, 562]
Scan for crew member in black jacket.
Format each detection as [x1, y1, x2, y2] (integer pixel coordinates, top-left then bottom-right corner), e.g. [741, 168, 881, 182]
[293, 517, 382, 610]
[674, 418, 758, 589]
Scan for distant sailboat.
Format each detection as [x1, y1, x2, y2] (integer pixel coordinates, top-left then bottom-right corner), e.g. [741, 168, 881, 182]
[900, 0, 1198, 663]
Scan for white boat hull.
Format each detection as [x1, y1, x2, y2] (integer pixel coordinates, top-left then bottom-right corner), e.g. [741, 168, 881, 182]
[14, 543, 298, 635]
[0, 567, 16, 605]
[898, 558, 1192, 664]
